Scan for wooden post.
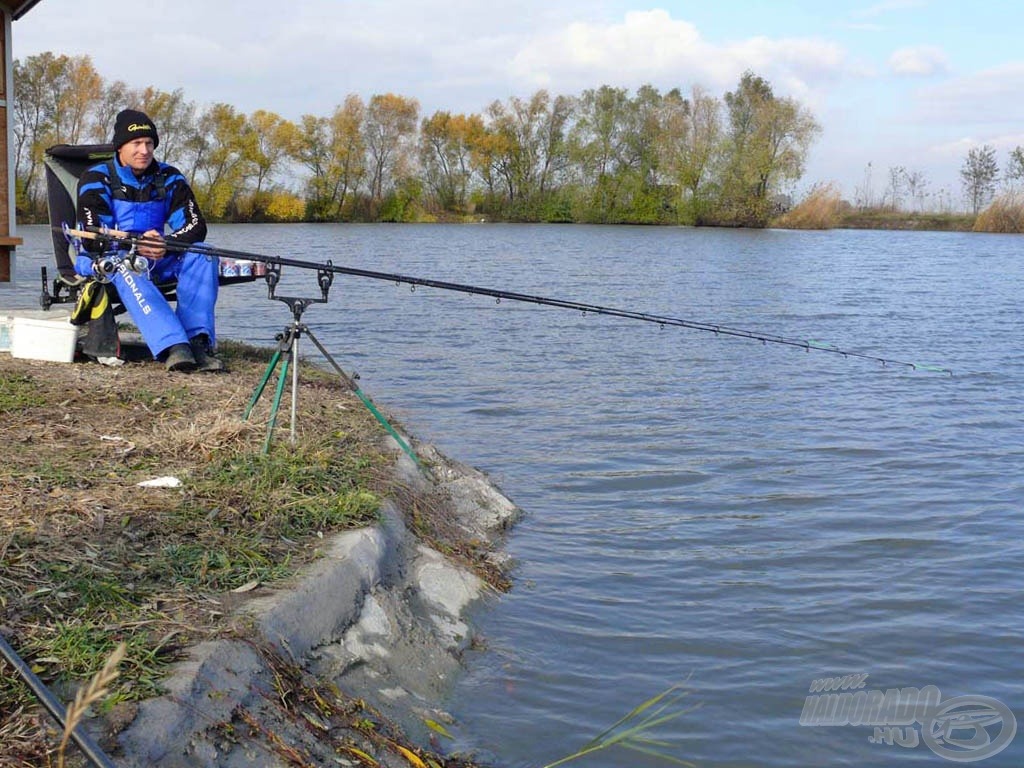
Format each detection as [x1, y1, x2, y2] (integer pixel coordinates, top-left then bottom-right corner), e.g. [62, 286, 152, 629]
[0, 8, 23, 282]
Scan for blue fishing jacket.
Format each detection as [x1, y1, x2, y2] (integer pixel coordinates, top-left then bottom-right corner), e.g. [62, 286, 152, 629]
[76, 154, 218, 357]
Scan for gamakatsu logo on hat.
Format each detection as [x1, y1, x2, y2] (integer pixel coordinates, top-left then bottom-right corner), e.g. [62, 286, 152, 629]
[127, 123, 152, 132]
[799, 674, 1016, 762]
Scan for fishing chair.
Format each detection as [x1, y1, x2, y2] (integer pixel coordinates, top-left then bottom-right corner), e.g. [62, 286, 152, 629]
[40, 143, 253, 361]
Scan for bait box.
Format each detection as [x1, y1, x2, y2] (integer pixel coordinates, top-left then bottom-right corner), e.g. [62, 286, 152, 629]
[9, 315, 79, 363]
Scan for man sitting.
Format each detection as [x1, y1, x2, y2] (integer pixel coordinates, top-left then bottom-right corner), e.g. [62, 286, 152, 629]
[75, 109, 223, 372]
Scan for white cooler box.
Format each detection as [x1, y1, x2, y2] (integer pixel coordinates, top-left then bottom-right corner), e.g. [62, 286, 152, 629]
[8, 315, 79, 363]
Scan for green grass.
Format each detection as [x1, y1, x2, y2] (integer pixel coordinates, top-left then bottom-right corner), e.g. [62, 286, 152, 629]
[129, 445, 382, 591]
[26, 620, 171, 704]
[113, 386, 193, 410]
[836, 208, 974, 231]
[0, 349, 448, 764]
[156, 540, 293, 591]
[4, 431, 384, 714]
[24, 458, 89, 489]
[191, 446, 381, 532]
[542, 685, 699, 768]
[37, 562, 136, 611]
[0, 374, 48, 412]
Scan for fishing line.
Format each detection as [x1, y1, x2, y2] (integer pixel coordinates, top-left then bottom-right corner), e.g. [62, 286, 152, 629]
[62, 226, 953, 375]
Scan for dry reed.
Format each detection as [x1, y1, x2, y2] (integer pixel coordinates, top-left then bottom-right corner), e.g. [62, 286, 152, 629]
[974, 191, 1024, 233]
[56, 642, 126, 768]
[774, 183, 844, 229]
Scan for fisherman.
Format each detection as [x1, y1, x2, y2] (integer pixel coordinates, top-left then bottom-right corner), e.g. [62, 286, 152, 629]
[75, 109, 223, 372]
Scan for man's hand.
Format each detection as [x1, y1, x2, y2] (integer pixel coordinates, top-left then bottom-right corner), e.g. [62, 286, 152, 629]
[137, 229, 167, 259]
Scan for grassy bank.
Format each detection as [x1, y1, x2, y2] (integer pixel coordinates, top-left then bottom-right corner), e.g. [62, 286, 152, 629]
[0, 342, 494, 767]
[774, 185, 1024, 233]
[836, 209, 975, 232]
[773, 184, 977, 231]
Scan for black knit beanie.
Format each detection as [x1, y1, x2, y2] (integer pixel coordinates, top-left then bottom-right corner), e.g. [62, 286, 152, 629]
[112, 109, 159, 149]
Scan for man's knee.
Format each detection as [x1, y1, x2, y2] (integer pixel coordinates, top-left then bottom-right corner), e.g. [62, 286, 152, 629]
[181, 250, 218, 278]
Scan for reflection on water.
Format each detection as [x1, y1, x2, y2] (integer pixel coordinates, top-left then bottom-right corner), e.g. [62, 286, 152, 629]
[8, 224, 1022, 767]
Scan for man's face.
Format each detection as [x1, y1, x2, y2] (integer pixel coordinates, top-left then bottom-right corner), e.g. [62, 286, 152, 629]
[118, 137, 155, 173]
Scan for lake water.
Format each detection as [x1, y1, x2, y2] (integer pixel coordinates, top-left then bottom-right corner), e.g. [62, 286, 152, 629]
[6, 223, 1022, 767]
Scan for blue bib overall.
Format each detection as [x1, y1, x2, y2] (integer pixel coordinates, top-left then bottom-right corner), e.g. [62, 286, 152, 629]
[77, 161, 218, 358]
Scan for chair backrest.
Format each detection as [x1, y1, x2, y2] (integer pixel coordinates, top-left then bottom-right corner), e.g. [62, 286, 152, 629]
[44, 144, 115, 281]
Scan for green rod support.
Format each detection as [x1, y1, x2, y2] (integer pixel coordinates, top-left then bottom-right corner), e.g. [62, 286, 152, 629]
[263, 356, 290, 455]
[355, 385, 421, 468]
[302, 326, 422, 469]
[244, 347, 283, 421]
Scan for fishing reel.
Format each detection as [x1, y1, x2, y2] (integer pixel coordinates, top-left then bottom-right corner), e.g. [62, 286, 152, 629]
[91, 250, 149, 283]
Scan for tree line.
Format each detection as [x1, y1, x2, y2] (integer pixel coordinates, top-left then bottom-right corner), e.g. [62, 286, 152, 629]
[847, 145, 1024, 218]
[15, 52, 821, 227]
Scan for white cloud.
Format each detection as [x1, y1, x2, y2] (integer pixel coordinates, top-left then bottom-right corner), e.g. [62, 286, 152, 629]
[888, 45, 948, 76]
[930, 136, 983, 161]
[509, 9, 846, 97]
[915, 61, 1024, 126]
[852, 0, 927, 20]
[932, 133, 1024, 161]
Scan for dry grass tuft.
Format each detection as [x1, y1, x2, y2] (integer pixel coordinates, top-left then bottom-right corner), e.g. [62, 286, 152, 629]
[0, 704, 51, 767]
[974, 191, 1024, 232]
[152, 409, 262, 459]
[774, 182, 845, 229]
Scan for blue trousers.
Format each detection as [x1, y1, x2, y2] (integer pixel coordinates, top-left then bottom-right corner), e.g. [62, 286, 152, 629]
[111, 248, 219, 358]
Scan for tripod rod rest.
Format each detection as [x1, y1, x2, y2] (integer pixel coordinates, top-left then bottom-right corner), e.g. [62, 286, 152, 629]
[262, 262, 333, 322]
[318, 263, 335, 295]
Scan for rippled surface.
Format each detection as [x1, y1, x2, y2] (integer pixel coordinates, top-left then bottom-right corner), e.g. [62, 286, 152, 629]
[9, 224, 1022, 766]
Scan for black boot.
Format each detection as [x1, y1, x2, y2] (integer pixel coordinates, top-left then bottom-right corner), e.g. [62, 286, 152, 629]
[163, 343, 196, 372]
[190, 334, 226, 373]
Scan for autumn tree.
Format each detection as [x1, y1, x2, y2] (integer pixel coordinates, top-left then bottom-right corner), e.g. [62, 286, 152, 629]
[961, 145, 998, 216]
[1003, 146, 1024, 190]
[11, 48, 825, 227]
[620, 84, 671, 222]
[49, 54, 103, 145]
[189, 103, 250, 219]
[902, 168, 929, 212]
[885, 165, 906, 211]
[229, 109, 301, 219]
[244, 110, 296, 196]
[363, 93, 420, 208]
[538, 95, 574, 199]
[419, 111, 483, 212]
[13, 53, 57, 215]
[657, 85, 721, 223]
[91, 79, 133, 144]
[294, 114, 334, 220]
[134, 87, 197, 168]
[466, 125, 512, 213]
[719, 71, 820, 226]
[294, 96, 367, 220]
[484, 90, 573, 218]
[567, 85, 634, 221]
[12, 53, 103, 217]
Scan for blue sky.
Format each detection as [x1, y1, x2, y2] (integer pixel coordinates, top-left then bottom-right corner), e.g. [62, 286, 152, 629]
[14, 0, 1024, 207]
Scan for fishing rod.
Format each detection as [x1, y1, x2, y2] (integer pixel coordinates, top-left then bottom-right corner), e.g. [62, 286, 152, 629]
[63, 226, 952, 374]
[0, 633, 117, 768]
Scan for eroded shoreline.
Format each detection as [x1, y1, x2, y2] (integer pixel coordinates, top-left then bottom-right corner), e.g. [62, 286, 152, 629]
[0, 345, 519, 767]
